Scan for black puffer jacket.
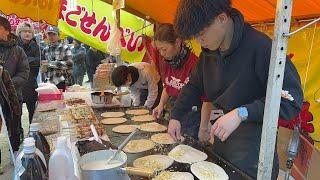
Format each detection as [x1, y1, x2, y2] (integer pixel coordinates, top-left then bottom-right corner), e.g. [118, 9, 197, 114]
[0, 67, 21, 135]
[0, 34, 30, 101]
[85, 48, 105, 70]
[17, 38, 40, 102]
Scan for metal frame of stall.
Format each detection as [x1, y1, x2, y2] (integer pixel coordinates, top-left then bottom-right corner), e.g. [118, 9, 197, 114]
[257, 0, 320, 179]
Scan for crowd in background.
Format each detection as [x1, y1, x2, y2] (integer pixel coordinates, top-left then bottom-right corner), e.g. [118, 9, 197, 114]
[0, 16, 113, 170]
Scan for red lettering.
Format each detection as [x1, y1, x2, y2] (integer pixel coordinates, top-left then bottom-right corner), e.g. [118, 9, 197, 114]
[92, 17, 111, 41]
[137, 35, 144, 51]
[119, 27, 127, 47]
[80, 11, 96, 34]
[65, 6, 82, 27]
[9, 19, 15, 27]
[127, 33, 143, 52]
[126, 33, 135, 52]
[59, 0, 67, 20]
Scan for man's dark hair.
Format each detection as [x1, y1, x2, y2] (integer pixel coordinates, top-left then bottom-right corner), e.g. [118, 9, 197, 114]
[154, 23, 178, 44]
[111, 65, 129, 87]
[0, 16, 12, 32]
[174, 0, 232, 40]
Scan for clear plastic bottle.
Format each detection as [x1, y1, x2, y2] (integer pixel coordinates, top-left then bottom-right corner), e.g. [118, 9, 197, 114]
[49, 136, 76, 180]
[15, 137, 47, 180]
[28, 123, 51, 163]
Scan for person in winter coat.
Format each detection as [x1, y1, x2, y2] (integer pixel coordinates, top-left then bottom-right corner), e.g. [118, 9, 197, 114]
[0, 16, 30, 142]
[71, 39, 86, 85]
[85, 47, 105, 85]
[16, 22, 40, 124]
[42, 26, 73, 88]
[169, 0, 303, 179]
[0, 64, 22, 154]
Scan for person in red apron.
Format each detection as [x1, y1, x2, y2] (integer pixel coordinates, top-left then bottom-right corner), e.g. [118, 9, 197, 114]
[151, 23, 211, 141]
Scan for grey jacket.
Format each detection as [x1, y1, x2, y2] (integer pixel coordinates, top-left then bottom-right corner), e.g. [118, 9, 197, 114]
[0, 35, 30, 100]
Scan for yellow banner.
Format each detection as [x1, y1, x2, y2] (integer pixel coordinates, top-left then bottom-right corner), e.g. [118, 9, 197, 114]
[261, 26, 320, 149]
[58, 0, 153, 63]
[0, 0, 61, 25]
[288, 26, 320, 149]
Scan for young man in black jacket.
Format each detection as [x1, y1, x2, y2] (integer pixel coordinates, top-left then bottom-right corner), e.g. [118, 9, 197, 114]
[16, 22, 40, 124]
[168, 0, 303, 179]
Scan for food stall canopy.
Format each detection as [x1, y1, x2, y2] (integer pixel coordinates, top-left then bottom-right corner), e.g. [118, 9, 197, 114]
[2, 0, 319, 27]
[102, 0, 320, 23]
[0, 0, 61, 25]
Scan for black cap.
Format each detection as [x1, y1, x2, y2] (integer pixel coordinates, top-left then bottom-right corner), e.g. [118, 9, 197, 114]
[46, 26, 59, 34]
[0, 16, 11, 32]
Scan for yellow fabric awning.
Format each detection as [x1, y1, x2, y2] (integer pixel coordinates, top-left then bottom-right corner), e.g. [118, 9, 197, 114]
[0, 0, 62, 25]
[103, 0, 320, 23]
[2, 0, 319, 26]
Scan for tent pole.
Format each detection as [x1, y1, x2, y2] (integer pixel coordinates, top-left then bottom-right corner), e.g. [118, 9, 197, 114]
[257, 0, 293, 179]
[115, 8, 123, 65]
[116, 9, 120, 28]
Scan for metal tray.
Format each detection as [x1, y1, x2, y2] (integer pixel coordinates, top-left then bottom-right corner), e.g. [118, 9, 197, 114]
[92, 107, 254, 180]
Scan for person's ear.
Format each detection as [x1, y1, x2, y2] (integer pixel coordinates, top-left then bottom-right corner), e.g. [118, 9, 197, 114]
[175, 38, 182, 47]
[127, 73, 132, 81]
[5, 30, 10, 37]
[217, 13, 228, 24]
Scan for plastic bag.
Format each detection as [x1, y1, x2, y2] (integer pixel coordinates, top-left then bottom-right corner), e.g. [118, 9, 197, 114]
[36, 83, 60, 94]
[108, 22, 122, 56]
[112, 0, 125, 10]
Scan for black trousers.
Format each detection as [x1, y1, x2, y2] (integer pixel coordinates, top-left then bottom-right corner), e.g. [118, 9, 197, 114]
[139, 81, 163, 109]
[87, 67, 94, 83]
[212, 122, 279, 179]
[10, 101, 22, 152]
[16, 101, 23, 149]
[25, 100, 37, 124]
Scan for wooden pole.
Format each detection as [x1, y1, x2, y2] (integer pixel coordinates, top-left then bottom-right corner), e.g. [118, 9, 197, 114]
[257, 0, 293, 179]
[115, 8, 122, 65]
[116, 9, 120, 28]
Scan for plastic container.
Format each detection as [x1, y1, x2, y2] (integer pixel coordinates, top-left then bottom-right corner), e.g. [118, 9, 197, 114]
[14, 137, 47, 180]
[28, 123, 51, 163]
[38, 90, 63, 102]
[49, 136, 76, 180]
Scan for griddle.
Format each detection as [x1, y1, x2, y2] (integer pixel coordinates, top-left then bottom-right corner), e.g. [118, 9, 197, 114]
[91, 106, 254, 180]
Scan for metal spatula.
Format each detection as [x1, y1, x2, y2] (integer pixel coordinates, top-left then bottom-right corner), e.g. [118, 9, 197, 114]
[105, 127, 139, 164]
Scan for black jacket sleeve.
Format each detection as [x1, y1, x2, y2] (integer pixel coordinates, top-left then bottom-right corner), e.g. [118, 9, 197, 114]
[28, 45, 40, 67]
[170, 57, 204, 121]
[243, 39, 303, 122]
[3, 69, 21, 117]
[11, 47, 30, 89]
